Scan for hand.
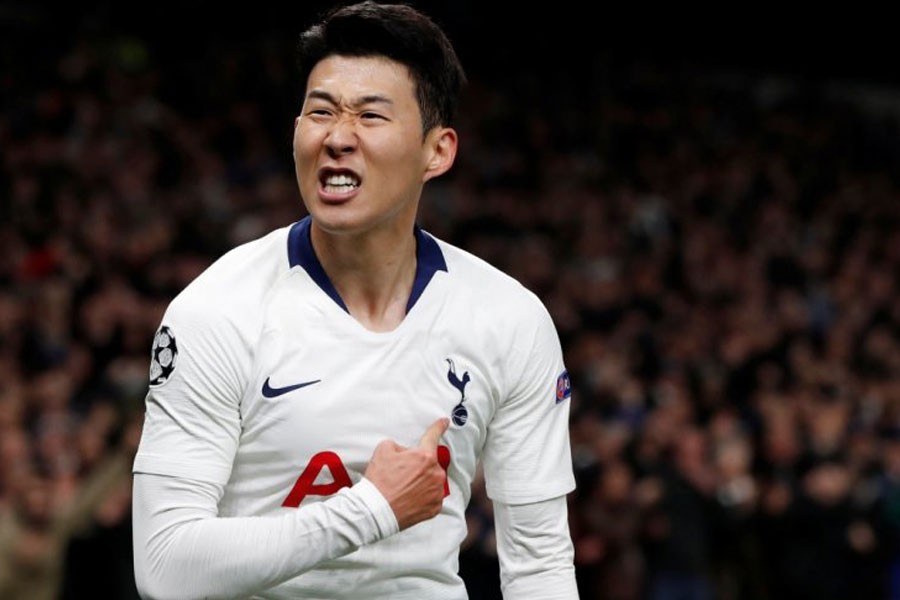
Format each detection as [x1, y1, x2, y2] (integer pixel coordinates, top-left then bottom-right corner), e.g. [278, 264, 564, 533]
[364, 418, 449, 530]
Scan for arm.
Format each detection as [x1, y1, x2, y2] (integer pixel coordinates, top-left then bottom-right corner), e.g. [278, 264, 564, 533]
[482, 293, 578, 597]
[133, 418, 448, 600]
[132, 473, 397, 600]
[133, 290, 447, 599]
[494, 496, 579, 599]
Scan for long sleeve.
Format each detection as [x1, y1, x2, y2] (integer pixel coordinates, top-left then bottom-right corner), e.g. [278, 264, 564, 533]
[132, 473, 398, 600]
[493, 495, 579, 600]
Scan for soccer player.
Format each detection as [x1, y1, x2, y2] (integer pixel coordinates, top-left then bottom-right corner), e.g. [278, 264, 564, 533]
[131, 2, 578, 598]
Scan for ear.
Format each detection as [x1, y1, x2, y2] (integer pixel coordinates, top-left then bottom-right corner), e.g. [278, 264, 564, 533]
[423, 127, 458, 183]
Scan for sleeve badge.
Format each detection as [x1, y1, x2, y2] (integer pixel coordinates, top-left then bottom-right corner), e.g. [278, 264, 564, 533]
[149, 325, 178, 387]
[556, 370, 571, 404]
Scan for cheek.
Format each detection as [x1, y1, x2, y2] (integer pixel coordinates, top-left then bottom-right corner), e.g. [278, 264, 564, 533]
[292, 137, 320, 195]
[293, 134, 319, 174]
[366, 138, 426, 176]
[293, 121, 322, 155]
[293, 130, 310, 160]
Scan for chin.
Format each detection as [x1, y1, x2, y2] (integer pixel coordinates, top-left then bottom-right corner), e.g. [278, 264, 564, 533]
[308, 207, 371, 235]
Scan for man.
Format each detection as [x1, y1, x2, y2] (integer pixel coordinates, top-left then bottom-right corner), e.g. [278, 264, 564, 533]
[132, 2, 578, 598]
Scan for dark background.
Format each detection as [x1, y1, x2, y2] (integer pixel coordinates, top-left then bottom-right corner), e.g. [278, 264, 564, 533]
[3, 2, 900, 600]
[4, 1, 899, 87]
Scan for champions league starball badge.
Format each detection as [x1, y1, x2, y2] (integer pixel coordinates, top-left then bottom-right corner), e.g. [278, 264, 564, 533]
[149, 326, 178, 386]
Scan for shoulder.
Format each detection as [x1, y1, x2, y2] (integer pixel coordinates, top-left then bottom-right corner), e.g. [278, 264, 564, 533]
[434, 235, 550, 322]
[429, 234, 563, 378]
[165, 225, 292, 327]
[152, 226, 293, 383]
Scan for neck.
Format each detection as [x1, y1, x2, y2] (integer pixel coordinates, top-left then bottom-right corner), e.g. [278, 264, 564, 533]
[311, 222, 417, 332]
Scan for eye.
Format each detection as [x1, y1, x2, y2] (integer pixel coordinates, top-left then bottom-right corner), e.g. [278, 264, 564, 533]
[360, 111, 387, 121]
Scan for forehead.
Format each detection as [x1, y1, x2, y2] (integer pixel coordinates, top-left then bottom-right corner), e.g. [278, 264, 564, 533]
[306, 55, 416, 104]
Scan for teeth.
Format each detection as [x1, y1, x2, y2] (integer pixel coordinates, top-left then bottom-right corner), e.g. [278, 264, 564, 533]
[324, 173, 359, 189]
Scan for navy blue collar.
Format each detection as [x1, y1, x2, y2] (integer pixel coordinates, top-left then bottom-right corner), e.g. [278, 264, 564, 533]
[287, 216, 447, 314]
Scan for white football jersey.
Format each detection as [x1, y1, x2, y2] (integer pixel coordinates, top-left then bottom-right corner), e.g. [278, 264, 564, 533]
[134, 216, 576, 599]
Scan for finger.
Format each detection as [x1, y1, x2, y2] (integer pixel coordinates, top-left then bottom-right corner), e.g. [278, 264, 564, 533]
[375, 439, 401, 453]
[418, 417, 449, 450]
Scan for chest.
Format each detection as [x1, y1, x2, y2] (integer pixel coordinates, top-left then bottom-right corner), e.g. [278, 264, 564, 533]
[238, 299, 502, 475]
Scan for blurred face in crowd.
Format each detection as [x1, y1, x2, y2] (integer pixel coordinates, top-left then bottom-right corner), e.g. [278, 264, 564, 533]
[292, 55, 456, 238]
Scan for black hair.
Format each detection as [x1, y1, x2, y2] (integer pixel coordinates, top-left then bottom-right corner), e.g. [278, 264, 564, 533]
[296, 1, 466, 133]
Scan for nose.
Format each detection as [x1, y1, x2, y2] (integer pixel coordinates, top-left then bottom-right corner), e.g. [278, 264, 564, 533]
[324, 116, 357, 158]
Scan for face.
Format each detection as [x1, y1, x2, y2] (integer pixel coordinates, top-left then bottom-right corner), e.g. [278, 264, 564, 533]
[293, 55, 456, 237]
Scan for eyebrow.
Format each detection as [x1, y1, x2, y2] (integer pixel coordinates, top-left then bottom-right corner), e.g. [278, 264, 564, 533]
[306, 90, 394, 109]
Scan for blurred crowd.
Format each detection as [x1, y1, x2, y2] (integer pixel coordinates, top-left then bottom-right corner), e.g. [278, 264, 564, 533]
[2, 6, 900, 600]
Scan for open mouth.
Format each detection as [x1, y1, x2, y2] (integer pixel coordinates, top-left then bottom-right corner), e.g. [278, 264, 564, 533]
[319, 169, 361, 194]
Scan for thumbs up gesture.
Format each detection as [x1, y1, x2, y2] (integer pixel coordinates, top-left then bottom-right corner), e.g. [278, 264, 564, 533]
[363, 418, 450, 530]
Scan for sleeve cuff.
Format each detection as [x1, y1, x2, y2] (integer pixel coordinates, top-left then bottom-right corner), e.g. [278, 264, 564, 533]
[351, 477, 400, 538]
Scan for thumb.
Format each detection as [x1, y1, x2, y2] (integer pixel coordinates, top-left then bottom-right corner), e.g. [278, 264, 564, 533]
[418, 417, 449, 451]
